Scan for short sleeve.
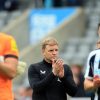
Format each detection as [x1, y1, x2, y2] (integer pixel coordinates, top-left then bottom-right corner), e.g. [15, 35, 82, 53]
[85, 51, 95, 80]
[4, 36, 19, 58]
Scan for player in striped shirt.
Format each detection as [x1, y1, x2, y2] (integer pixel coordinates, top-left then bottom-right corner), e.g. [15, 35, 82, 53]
[84, 23, 100, 100]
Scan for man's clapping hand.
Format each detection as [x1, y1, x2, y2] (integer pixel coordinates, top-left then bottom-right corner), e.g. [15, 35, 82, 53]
[52, 58, 64, 78]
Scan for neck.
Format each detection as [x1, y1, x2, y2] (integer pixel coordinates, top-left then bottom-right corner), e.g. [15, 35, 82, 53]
[44, 58, 52, 63]
[96, 45, 100, 49]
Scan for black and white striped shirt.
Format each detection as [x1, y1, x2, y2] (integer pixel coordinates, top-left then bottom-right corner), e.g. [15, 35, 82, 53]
[85, 49, 100, 100]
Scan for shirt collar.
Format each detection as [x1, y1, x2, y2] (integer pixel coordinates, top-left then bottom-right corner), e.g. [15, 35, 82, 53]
[43, 59, 52, 67]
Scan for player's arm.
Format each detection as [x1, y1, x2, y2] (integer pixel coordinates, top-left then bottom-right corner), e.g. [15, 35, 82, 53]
[0, 36, 19, 79]
[84, 51, 97, 91]
[0, 57, 18, 79]
[84, 78, 96, 91]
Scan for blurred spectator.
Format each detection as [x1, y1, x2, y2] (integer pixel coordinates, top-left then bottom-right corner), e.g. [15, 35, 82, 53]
[43, 0, 64, 8]
[25, 86, 33, 100]
[0, 0, 6, 10]
[0, 0, 19, 11]
[66, 0, 84, 6]
[17, 86, 32, 100]
[71, 64, 94, 99]
[53, 0, 63, 7]
[17, 86, 26, 100]
[34, 0, 43, 8]
[4, 0, 19, 11]
[43, 0, 84, 8]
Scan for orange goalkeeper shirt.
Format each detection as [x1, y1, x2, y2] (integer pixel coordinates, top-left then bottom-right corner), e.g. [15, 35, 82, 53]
[0, 33, 19, 100]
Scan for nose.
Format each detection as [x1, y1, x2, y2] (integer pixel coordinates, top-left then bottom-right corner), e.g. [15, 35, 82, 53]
[52, 50, 57, 55]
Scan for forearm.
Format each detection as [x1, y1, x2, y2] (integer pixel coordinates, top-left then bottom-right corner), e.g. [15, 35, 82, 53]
[60, 66, 78, 96]
[0, 62, 17, 79]
[60, 76, 78, 96]
[29, 72, 56, 92]
[84, 79, 96, 91]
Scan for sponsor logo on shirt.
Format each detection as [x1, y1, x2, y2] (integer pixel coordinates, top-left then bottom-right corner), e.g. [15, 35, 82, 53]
[40, 70, 46, 74]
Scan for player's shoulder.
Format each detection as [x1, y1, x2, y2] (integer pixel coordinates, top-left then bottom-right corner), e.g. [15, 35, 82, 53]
[89, 49, 100, 56]
[63, 64, 71, 70]
[0, 33, 14, 40]
[29, 61, 43, 69]
[87, 49, 100, 60]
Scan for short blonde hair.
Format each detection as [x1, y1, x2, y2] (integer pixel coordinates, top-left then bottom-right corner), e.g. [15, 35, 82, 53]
[42, 37, 58, 49]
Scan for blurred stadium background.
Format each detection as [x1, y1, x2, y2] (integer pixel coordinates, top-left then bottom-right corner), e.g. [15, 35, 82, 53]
[0, 0, 99, 99]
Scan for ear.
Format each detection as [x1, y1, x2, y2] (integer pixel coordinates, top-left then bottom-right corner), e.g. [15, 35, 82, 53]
[42, 48, 45, 54]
